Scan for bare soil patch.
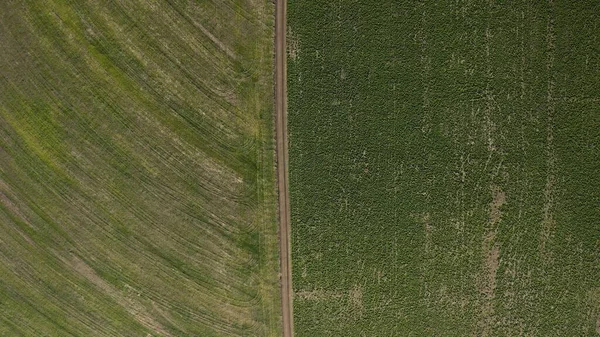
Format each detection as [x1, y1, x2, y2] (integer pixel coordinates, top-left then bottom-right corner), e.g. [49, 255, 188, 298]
[275, 0, 293, 336]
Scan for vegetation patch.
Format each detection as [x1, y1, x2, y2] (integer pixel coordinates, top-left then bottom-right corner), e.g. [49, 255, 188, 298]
[288, 1, 600, 336]
[0, 1, 280, 336]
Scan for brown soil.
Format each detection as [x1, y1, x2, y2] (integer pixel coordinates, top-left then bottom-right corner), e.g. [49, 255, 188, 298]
[275, 0, 293, 336]
[489, 185, 506, 224]
[480, 185, 505, 337]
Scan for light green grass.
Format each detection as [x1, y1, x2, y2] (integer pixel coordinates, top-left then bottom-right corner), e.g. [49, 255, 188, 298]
[288, 1, 600, 336]
[0, 1, 280, 336]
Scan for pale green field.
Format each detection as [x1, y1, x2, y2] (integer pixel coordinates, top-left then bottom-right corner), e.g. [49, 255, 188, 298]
[0, 1, 280, 336]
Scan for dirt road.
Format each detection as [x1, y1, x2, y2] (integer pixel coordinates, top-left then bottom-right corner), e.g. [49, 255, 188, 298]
[274, 0, 293, 336]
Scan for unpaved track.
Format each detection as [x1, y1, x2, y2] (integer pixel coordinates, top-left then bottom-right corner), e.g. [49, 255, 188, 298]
[274, 0, 293, 336]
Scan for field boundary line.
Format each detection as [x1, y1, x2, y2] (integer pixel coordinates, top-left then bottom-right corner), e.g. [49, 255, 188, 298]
[274, 0, 293, 336]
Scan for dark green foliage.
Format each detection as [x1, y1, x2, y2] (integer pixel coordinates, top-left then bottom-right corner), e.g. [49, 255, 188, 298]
[288, 1, 600, 336]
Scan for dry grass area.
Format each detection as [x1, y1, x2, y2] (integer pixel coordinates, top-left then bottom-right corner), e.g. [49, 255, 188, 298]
[0, 1, 280, 336]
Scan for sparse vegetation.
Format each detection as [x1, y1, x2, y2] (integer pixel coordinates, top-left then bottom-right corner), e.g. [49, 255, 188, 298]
[288, 1, 600, 336]
[0, 1, 280, 336]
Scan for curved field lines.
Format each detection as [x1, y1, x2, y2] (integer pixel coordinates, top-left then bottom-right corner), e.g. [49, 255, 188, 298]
[0, 1, 280, 336]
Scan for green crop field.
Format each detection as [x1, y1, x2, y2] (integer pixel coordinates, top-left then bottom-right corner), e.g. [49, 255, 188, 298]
[288, 1, 600, 336]
[0, 1, 280, 336]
